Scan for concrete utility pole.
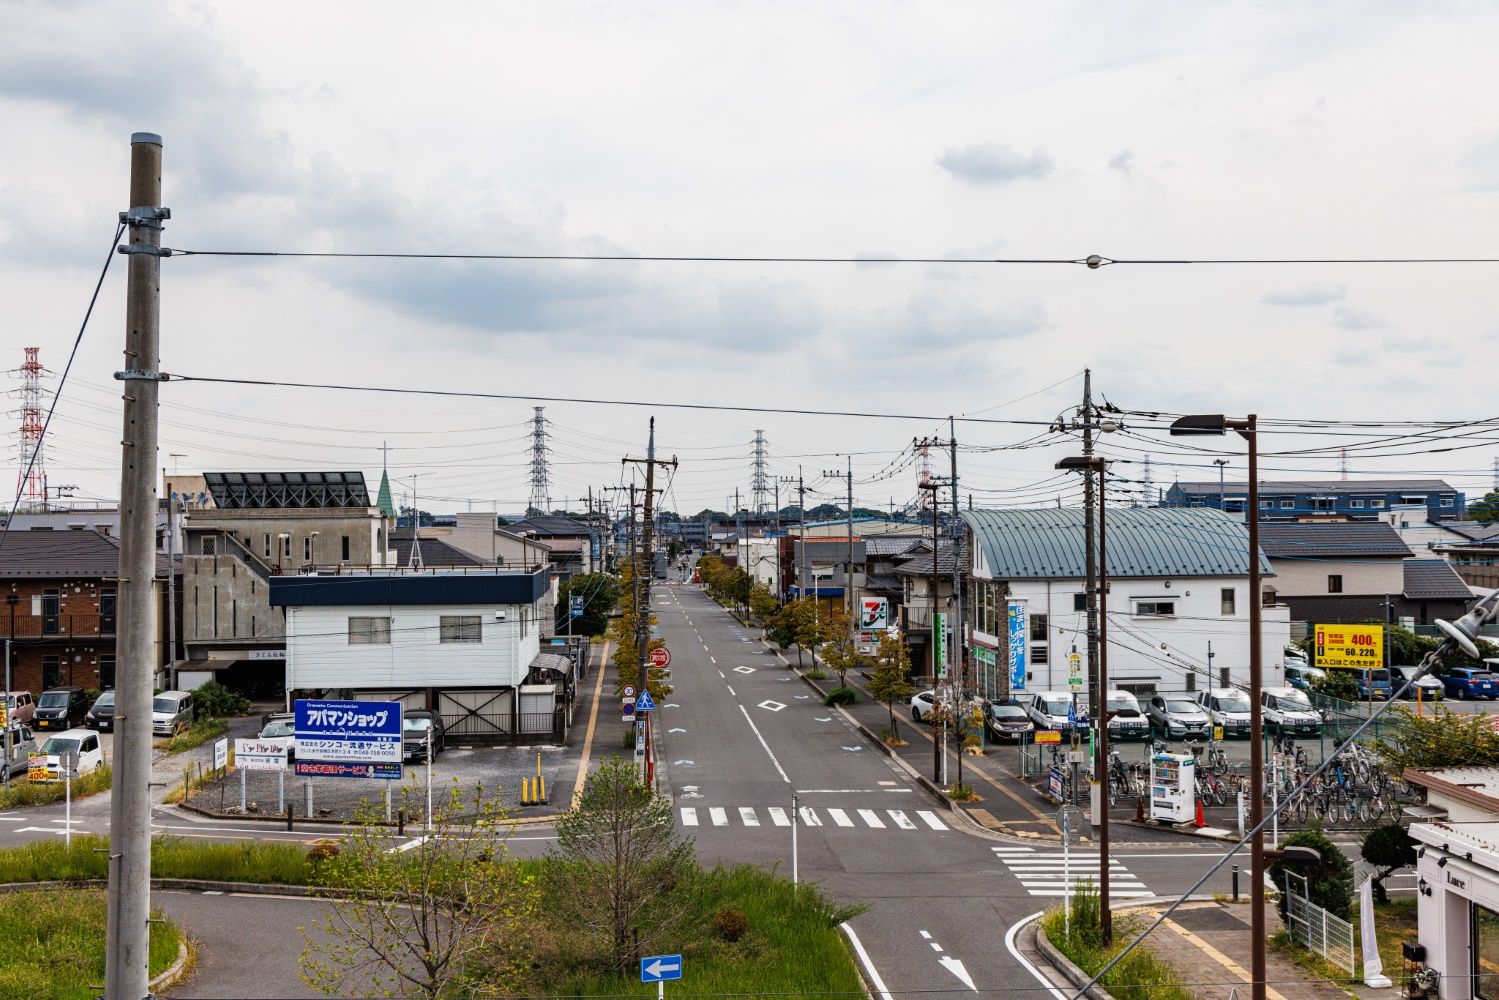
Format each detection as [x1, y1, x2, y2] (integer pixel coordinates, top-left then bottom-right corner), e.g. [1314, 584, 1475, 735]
[108, 131, 167, 1000]
[948, 418, 964, 705]
[780, 471, 807, 603]
[1081, 370, 1099, 758]
[623, 418, 677, 696]
[163, 471, 177, 687]
[919, 480, 942, 783]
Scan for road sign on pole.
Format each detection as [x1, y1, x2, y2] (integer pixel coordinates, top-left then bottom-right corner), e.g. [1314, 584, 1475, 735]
[649, 647, 671, 669]
[570, 595, 585, 618]
[640, 954, 683, 983]
[634, 690, 657, 713]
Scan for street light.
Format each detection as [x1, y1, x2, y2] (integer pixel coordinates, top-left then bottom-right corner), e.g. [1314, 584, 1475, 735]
[1056, 454, 1113, 942]
[1171, 412, 1265, 1000]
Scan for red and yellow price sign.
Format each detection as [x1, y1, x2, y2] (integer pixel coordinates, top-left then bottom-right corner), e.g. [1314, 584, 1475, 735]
[1314, 624, 1384, 669]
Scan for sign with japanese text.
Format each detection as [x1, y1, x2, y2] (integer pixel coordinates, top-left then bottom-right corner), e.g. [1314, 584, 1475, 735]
[1007, 602, 1028, 692]
[1314, 624, 1384, 669]
[234, 738, 288, 771]
[294, 699, 403, 771]
[294, 760, 402, 779]
[933, 612, 946, 680]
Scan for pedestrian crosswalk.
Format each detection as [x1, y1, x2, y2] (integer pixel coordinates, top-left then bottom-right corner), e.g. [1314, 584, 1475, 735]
[991, 845, 1154, 899]
[681, 805, 948, 832]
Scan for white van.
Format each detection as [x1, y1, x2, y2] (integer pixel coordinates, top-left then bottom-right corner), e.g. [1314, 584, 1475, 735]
[151, 691, 195, 737]
[1194, 688, 1254, 738]
[1260, 686, 1323, 737]
[1025, 691, 1088, 733]
[31, 728, 105, 782]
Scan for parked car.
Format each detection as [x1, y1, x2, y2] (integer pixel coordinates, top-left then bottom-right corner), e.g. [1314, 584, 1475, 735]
[1441, 667, 1499, 701]
[150, 691, 195, 737]
[1283, 664, 1326, 692]
[3, 691, 35, 728]
[1350, 668, 1393, 700]
[85, 689, 116, 731]
[1146, 694, 1211, 738]
[402, 710, 446, 761]
[1260, 686, 1323, 736]
[31, 729, 105, 781]
[2, 726, 37, 779]
[1103, 690, 1150, 741]
[1391, 666, 1444, 701]
[258, 713, 296, 761]
[1025, 691, 1089, 734]
[1284, 645, 1309, 667]
[1194, 688, 1254, 738]
[33, 688, 89, 732]
[984, 701, 1035, 743]
[909, 689, 937, 722]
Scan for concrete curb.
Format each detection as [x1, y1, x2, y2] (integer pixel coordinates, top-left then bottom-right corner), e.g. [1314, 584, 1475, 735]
[1030, 919, 1118, 1000]
[172, 799, 561, 827]
[148, 939, 193, 994]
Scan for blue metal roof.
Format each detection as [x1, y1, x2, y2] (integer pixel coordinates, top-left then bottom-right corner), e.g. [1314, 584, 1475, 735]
[959, 507, 1273, 581]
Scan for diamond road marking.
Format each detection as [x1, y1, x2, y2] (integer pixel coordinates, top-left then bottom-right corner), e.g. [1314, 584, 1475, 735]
[758, 700, 786, 712]
[733, 666, 755, 674]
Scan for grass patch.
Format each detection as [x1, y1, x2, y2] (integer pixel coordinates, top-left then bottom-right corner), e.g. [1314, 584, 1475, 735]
[805, 668, 828, 681]
[535, 864, 864, 997]
[1042, 883, 1193, 1000]
[0, 888, 180, 1000]
[157, 717, 228, 755]
[0, 834, 315, 886]
[1269, 930, 1358, 996]
[0, 766, 111, 810]
[1368, 898, 1417, 983]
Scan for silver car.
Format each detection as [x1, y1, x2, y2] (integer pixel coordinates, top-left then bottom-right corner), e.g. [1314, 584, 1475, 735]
[1146, 694, 1212, 738]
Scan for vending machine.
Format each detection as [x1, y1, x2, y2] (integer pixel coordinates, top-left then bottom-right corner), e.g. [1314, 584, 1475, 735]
[1149, 750, 1196, 823]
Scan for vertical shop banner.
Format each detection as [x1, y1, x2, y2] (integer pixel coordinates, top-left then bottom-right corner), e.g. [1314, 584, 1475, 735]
[1007, 601, 1028, 691]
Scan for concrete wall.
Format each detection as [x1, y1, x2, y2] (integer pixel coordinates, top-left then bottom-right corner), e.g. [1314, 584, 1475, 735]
[1267, 557, 1404, 598]
[183, 507, 392, 570]
[285, 602, 543, 691]
[183, 553, 282, 650]
[444, 513, 552, 569]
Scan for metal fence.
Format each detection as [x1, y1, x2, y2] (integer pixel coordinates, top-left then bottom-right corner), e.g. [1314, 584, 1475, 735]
[1283, 871, 1357, 974]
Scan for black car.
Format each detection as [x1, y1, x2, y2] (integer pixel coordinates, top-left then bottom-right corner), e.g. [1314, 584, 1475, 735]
[984, 701, 1036, 743]
[403, 711, 446, 761]
[85, 690, 116, 731]
[33, 688, 88, 732]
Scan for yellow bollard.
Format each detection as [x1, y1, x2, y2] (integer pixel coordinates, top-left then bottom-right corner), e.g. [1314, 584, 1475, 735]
[538, 776, 546, 804]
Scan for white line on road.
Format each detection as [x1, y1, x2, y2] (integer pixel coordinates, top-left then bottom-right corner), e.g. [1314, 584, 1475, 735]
[827, 808, 854, 827]
[856, 809, 885, 829]
[798, 807, 822, 826]
[736, 703, 791, 783]
[739, 807, 760, 826]
[841, 924, 893, 1000]
[887, 810, 917, 830]
[916, 810, 948, 830]
[1004, 911, 1069, 1000]
[681, 808, 699, 826]
[919, 930, 932, 939]
[767, 807, 790, 826]
[709, 807, 728, 826]
[391, 834, 431, 854]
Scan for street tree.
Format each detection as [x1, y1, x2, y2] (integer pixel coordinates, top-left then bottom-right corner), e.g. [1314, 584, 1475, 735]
[767, 599, 819, 668]
[1468, 490, 1499, 525]
[867, 630, 915, 741]
[299, 787, 539, 999]
[1361, 823, 1418, 904]
[555, 572, 621, 637]
[748, 585, 779, 628]
[546, 756, 696, 973]
[817, 604, 861, 693]
[607, 559, 671, 699]
[1373, 707, 1499, 771]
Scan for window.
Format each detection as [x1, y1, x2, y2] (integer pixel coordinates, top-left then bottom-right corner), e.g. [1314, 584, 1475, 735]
[1259, 500, 1271, 509]
[1328, 574, 1343, 594]
[1220, 588, 1236, 616]
[1073, 593, 1087, 612]
[303, 537, 313, 562]
[99, 588, 116, 634]
[1029, 611, 1049, 664]
[1475, 903, 1499, 1000]
[1312, 498, 1333, 512]
[440, 615, 483, 644]
[1135, 601, 1175, 617]
[201, 535, 217, 556]
[1442, 497, 1455, 507]
[1030, 613, 1048, 642]
[1279, 500, 1294, 509]
[97, 524, 110, 537]
[347, 616, 392, 645]
[282, 535, 292, 559]
[341, 535, 351, 561]
[1032, 643, 1049, 664]
[1370, 499, 1384, 508]
[41, 588, 60, 634]
[42, 655, 61, 688]
[264, 534, 272, 558]
[1350, 499, 1364, 509]
[99, 655, 115, 688]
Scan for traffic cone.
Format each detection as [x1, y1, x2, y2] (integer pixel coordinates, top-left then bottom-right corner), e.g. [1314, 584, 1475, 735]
[1194, 798, 1207, 828]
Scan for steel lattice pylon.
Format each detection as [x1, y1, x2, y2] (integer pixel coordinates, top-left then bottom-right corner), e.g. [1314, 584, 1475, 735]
[528, 406, 551, 515]
[750, 429, 770, 514]
[10, 347, 48, 510]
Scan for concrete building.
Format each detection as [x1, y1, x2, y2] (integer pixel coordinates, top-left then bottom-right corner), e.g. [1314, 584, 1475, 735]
[894, 540, 961, 679]
[499, 513, 599, 577]
[0, 530, 178, 692]
[960, 507, 1292, 699]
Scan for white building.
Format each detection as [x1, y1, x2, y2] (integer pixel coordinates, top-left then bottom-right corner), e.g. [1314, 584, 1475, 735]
[960, 507, 1292, 699]
[735, 537, 781, 594]
[270, 569, 563, 741]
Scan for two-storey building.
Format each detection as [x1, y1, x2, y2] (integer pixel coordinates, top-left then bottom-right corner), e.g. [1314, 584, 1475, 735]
[1164, 478, 1465, 523]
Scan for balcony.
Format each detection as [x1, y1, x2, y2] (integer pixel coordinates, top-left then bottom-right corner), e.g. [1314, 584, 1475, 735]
[5, 613, 113, 639]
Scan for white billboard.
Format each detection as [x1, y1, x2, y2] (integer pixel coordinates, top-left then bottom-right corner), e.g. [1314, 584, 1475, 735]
[234, 738, 289, 771]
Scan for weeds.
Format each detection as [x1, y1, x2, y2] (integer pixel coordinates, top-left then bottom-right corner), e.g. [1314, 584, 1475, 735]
[0, 888, 180, 1000]
[0, 765, 111, 810]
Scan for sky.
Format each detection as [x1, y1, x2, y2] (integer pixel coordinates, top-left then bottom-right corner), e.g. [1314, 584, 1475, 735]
[3, 0, 1499, 519]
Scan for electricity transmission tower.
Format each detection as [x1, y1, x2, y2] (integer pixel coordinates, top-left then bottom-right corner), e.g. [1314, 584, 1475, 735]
[528, 406, 551, 515]
[750, 430, 770, 515]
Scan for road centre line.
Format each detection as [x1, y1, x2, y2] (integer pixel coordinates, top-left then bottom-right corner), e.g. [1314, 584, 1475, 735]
[736, 703, 791, 783]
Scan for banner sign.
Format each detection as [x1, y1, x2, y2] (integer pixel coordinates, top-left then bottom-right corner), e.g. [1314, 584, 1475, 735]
[1007, 602, 1028, 692]
[234, 738, 289, 771]
[860, 597, 889, 630]
[1313, 624, 1384, 669]
[294, 760, 402, 779]
[933, 612, 946, 680]
[294, 699, 403, 769]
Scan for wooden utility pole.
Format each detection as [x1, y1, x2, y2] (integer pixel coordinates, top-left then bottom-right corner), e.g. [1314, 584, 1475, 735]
[108, 131, 167, 1000]
[622, 418, 677, 695]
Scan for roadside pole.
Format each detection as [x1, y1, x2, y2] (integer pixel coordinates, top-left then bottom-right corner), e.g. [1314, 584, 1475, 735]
[106, 131, 167, 1000]
[3, 638, 11, 792]
[65, 753, 73, 848]
[791, 791, 799, 884]
[425, 725, 433, 832]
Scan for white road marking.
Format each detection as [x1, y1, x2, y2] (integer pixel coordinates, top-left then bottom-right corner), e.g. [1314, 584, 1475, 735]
[857, 809, 885, 829]
[939, 956, 978, 992]
[733, 665, 755, 674]
[841, 924, 894, 1000]
[1004, 911, 1067, 1000]
[392, 834, 431, 854]
[827, 808, 854, 827]
[681, 808, 699, 826]
[768, 807, 791, 826]
[201, 889, 224, 895]
[739, 807, 760, 826]
[709, 807, 729, 826]
[916, 810, 948, 830]
[888, 810, 917, 830]
[758, 700, 786, 712]
[919, 930, 932, 939]
[725, 686, 736, 696]
[736, 704, 791, 783]
[929, 941, 943, 951]
[798, 807, 822, 826]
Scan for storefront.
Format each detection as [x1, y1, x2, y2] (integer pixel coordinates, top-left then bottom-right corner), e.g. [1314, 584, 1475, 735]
[1412, 820, 1499, 998]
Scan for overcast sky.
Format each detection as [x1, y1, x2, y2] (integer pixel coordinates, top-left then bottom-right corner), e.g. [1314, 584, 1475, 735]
[3, 1, 1498, 518]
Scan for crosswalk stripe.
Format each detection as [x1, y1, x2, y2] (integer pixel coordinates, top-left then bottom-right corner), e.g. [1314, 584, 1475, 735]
[681, 808, 699, 826]
[1024, 889, 1155, 898]
[739, 807, 759, 826]
[798, 807, 822, 827]
[856, 809, 885, 829]
[827, 808, 855, 827]
[767, 807, 791, 827]
[916, 810, 948, 830]
[710, 807, 728, 826]
[887, 810, 917, 830]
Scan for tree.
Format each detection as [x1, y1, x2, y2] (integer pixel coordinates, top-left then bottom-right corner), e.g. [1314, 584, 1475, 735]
[1361, 823, 1418, 904]
[767, 599, 819, 668]
[817, 604, 861, 692]
[1372, 707, 1499, 771]
[1269, 823, 1354, 923]
[546, 756, 696, 973]
[299, 787, 538, 998]
[748, 585, 779, 628]
[607, 560, 670, 700]
[868, 630, 915, 739]
[1468, 489, 1499, 525]
[1311, 669, 1358, 703]
[555, 572, 621, 637]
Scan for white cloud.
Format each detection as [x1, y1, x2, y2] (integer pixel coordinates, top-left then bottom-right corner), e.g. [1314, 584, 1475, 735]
[1260, 284, 1347, 306]
[935, 144, 1054, 185]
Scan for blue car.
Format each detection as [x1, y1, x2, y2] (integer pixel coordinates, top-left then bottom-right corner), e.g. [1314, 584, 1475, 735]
[1441, 668, 1499, 700]
[1351, 668, 1393, 700]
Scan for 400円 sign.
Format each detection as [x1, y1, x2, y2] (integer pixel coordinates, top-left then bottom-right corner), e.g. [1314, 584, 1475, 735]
[294, 699, 403, 779]
[1314, 624, 1384, 669]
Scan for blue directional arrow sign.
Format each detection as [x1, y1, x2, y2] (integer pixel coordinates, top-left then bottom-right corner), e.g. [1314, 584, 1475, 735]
[640, 954, 682, 983]
[635, 691, 657, 713]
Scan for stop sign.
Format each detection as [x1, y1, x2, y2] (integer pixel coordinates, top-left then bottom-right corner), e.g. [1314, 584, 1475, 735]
[649, 647, 671, 669]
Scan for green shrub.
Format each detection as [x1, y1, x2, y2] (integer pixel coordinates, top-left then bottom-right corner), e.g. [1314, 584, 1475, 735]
[823, 687, 857, 706]
[191, 679, 251, 718]
[1042, 884, 1193, 1000]
[0, 834, 315, 886]
[1312, 670, 1358, 702]
[805, 668, 828, 681]
[159, 717, 228, 754]
[1270, 822, 1354, 922]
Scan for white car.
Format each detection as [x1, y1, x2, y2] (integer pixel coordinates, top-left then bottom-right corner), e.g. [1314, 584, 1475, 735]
[1194, 688, 1254, 738]
[1260, 686, 1323, 737]
[1026, 691, 1089, 734]
[258, 714, 296, 761]
[909, 690, 937, 722]
[31, 728, 105, 782]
